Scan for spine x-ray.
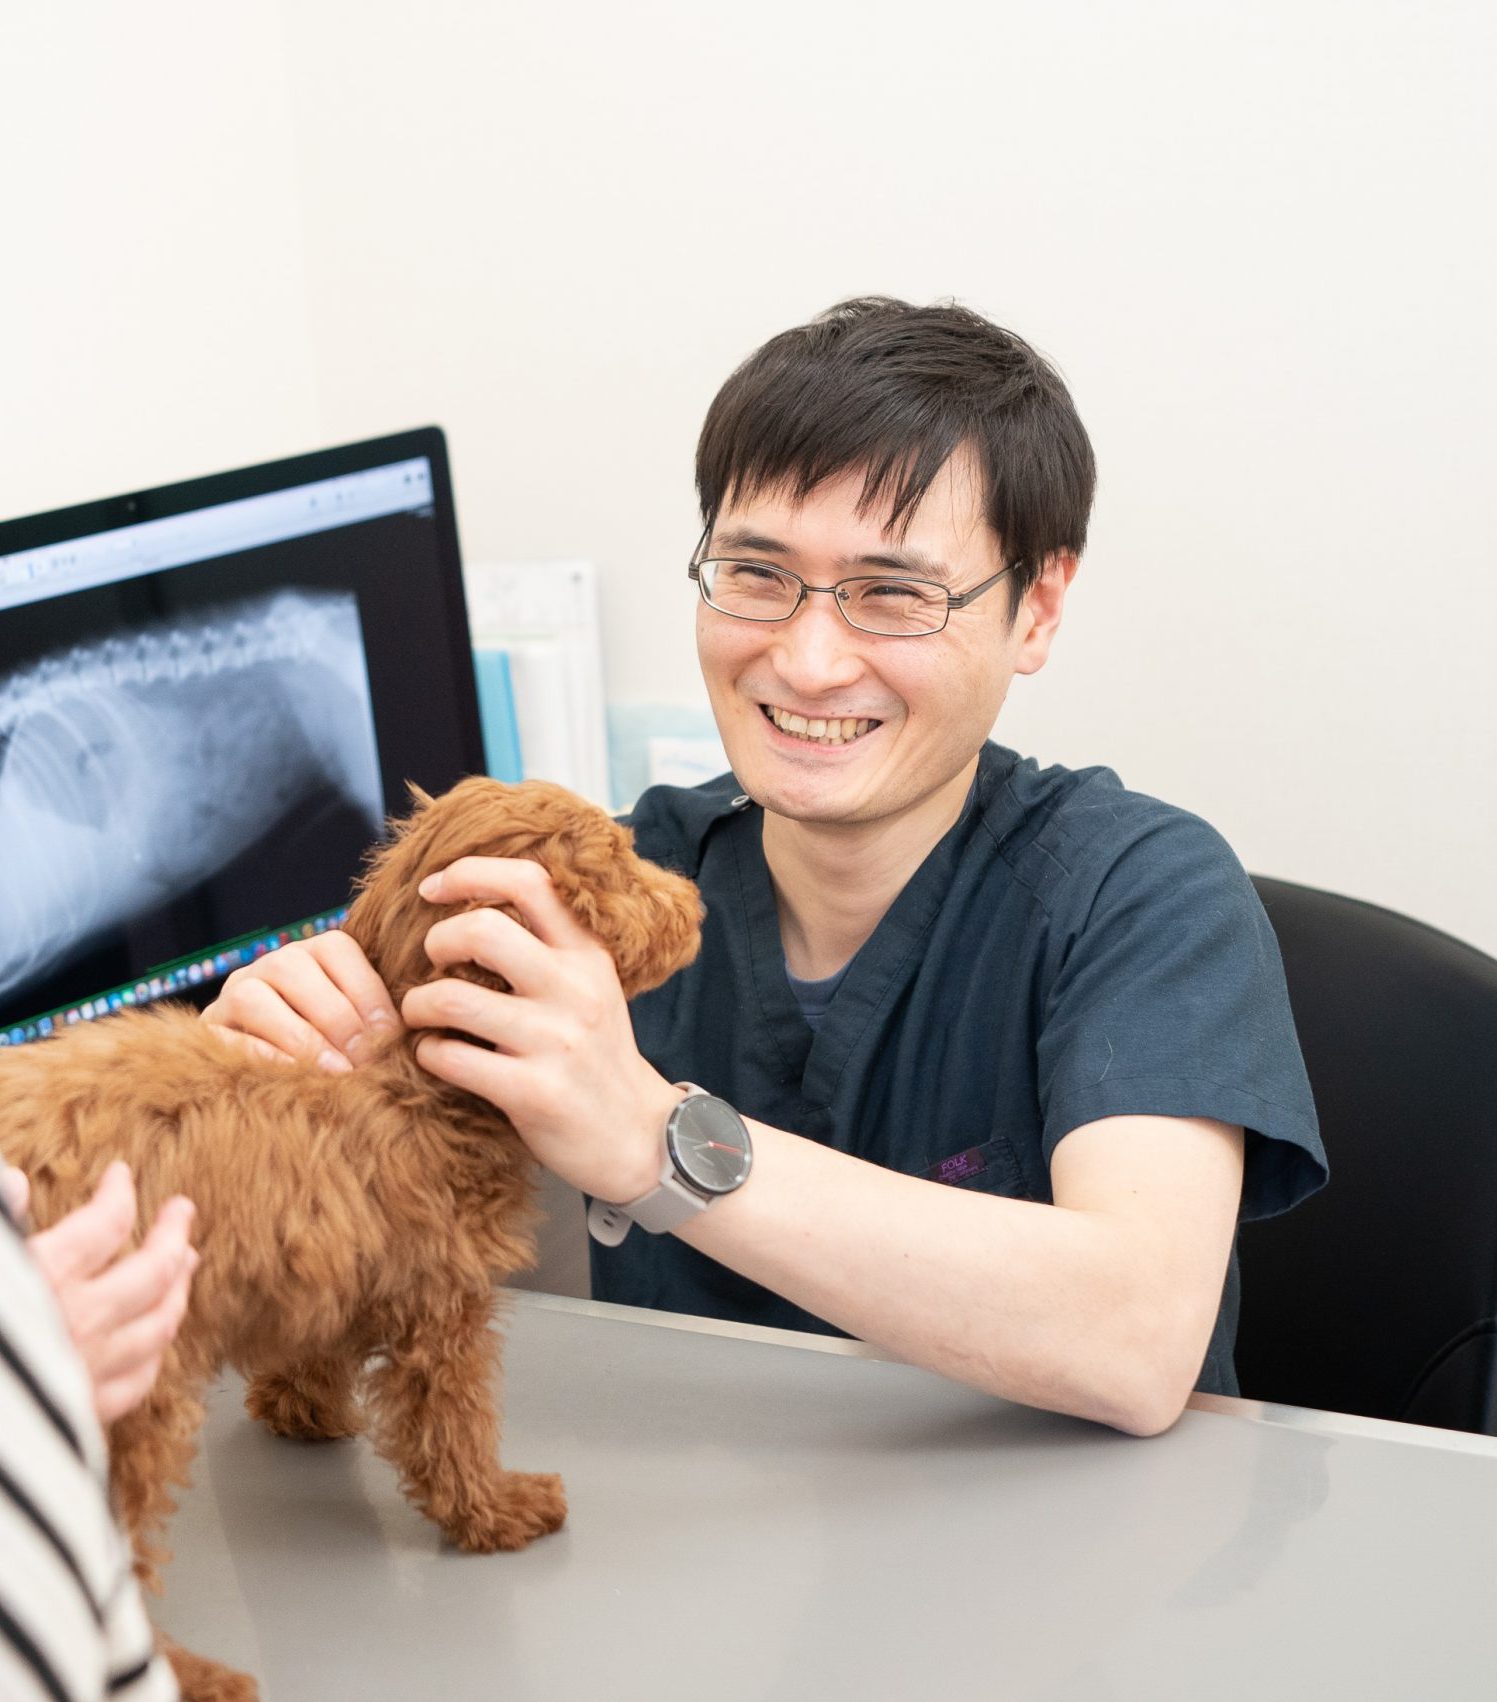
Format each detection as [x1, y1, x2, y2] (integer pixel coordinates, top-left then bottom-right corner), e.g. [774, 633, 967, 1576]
[0, 589, 384, 1005]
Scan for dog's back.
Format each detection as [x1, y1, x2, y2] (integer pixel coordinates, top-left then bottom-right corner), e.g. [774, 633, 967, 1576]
[0, 1006, 538, 1369]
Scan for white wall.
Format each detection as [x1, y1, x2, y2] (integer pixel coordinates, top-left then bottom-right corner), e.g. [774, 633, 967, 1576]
[0, 4, 322, 515]
[4, 0, 1495, 950]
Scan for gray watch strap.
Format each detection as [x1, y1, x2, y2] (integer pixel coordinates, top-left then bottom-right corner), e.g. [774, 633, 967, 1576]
[586, 1085, 715, 1247]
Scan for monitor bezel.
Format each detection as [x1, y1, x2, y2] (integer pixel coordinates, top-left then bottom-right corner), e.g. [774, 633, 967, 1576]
[0, 424, 484, 779]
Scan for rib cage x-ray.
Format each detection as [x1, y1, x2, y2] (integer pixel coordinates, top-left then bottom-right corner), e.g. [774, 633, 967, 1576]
[0, 589, 384, 1004]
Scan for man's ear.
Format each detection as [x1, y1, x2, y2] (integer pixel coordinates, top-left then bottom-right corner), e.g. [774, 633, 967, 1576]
[1014, 551, 1079, 677]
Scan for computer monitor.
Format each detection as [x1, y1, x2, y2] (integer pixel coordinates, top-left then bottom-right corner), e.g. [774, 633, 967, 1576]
[0, 428, 483, 1045]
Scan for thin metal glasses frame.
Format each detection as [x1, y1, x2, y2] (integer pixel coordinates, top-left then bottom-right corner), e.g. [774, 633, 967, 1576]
[687, 525, 1018, 637]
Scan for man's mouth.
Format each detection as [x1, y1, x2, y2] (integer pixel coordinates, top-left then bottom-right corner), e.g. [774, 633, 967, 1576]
[760, 704, 882, 747]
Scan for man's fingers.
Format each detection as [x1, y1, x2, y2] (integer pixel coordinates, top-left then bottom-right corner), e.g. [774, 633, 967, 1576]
[212, 1027, 299, 1068]
[401, 978, 549, 1053]
[308, 930, 403, 1033]
[210, 958, 360, 1065]
[28, 1161, 137, 1285]
[421, 858, 594, 951]
[205, 935, 399, 1067]
[414, 1032, 527, 1114]
[420, 907, 560, 997]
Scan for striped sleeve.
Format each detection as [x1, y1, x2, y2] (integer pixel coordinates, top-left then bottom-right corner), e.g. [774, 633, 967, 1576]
[0, 1205, 178, 1702]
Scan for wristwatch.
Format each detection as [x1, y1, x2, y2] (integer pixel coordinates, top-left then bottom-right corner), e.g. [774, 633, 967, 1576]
[586, 1085, 753, 1246]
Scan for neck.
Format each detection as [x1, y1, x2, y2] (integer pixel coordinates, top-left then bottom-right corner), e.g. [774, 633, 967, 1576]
[762, 757, 978, 981]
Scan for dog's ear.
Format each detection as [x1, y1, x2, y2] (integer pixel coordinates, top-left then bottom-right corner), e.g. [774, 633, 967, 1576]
[341, 777, 500, 1000]
[549, 843, 703, 999]
[342, 777, 703, 1004]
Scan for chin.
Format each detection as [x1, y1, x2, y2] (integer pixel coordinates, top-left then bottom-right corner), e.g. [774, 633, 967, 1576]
[743, 772, 879, 826]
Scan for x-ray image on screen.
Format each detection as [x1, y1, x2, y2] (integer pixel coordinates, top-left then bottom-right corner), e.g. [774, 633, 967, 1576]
[0, 588, 383, 1007]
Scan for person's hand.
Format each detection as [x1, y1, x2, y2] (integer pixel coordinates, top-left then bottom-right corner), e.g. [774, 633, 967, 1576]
[26, 1161, 199, 1426]
[201, 932, 402, 1071]
[1, 1162, 29, 1225]
[400, 858, 682, 1204]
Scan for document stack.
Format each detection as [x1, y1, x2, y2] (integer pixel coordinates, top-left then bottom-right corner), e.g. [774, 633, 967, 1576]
[462, 559, 612, 807]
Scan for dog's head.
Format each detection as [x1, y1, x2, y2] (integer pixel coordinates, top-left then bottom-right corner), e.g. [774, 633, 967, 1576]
[343, 777, 703, 1006]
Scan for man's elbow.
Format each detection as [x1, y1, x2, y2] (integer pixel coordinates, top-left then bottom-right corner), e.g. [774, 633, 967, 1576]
[1096, 1308, 1211, 1436]
[963, 1335, 1197, 1436]
[1026, 1296, 1206, 1435]
[1105, 1382, 1192, 1438]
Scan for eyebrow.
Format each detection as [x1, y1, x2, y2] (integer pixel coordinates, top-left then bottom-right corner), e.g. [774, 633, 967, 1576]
[708, 527, 957, 585]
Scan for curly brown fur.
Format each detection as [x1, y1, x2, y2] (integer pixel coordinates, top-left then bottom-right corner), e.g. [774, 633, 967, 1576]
[0, 778, 703, 1702]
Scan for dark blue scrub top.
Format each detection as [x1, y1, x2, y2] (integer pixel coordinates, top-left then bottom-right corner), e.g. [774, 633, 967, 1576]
[595, 741, 1327, 1395]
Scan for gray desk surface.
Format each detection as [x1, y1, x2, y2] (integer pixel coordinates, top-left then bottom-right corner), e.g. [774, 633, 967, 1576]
[159, 1291, 1497, 1701]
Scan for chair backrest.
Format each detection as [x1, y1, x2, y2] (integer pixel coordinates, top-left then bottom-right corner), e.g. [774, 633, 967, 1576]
[1238, 876, 1497, 1433]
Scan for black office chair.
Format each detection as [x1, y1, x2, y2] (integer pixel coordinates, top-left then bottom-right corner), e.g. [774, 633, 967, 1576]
[1235, 876, 1497, 1434]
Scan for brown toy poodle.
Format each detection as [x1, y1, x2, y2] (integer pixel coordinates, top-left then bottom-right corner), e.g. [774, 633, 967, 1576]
[0, 777, 703, 1702]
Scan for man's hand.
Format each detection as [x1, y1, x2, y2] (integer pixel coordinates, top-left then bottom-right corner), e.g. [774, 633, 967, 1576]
[22, 1161, 199, 1426]
[401, 858, 680, 1204]
[201, 931, 402, 1070]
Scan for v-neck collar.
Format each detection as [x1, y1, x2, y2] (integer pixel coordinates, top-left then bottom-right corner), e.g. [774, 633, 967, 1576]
[722, 754, 1009, 1115]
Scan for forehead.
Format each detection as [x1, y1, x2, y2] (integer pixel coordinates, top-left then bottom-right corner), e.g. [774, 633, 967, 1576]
[716, 448, 996, 561]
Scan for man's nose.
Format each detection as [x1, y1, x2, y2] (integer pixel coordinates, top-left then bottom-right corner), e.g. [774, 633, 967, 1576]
[768, 589, 865, 692]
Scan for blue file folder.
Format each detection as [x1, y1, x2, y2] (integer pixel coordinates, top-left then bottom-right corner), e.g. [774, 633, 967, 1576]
[472, 647, 524, 782]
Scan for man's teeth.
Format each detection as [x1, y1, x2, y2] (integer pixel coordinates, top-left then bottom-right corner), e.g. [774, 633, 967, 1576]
[764, 706, 878, 744]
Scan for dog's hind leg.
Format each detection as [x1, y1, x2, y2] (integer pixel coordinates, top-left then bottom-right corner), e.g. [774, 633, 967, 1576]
[155, 1629, 259, 1702]
[109, 1376, 204, 1594]
[113, 1380, 256, 1699]
[245, 1351, 365, 1440]
[364, 1289, 566, 1552]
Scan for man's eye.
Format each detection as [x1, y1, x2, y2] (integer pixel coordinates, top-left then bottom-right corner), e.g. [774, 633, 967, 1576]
[725, 562, 782, 583]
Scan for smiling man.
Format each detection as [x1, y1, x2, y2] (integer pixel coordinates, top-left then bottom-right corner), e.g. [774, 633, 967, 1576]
[206, 298, 1326, 1435]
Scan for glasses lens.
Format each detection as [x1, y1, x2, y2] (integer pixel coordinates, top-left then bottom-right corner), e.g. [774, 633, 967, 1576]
[699, 560, 801, 620]
[840, 578, 948, 635]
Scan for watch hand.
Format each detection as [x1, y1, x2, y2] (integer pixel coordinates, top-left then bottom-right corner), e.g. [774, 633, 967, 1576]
[703, 1141, 744, 1154]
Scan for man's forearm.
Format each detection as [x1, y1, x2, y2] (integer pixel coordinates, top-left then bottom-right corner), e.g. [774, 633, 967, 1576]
[673, 1119, 1224, 1436]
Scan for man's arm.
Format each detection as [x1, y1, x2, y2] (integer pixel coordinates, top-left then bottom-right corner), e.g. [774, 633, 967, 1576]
[673, 1113, 1244, 1437]
[205, 859, 1245, 1436]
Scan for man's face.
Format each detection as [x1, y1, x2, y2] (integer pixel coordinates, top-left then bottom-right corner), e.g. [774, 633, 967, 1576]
[696, 450, 1062, 832]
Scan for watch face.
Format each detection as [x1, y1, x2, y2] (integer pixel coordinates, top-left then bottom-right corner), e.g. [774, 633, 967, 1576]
[668, 1095, 753, 1195]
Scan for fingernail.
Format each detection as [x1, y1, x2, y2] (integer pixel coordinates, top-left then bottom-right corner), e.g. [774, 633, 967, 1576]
[418, 874, 442, 899]
[366, 1009, 395, 1030]
[317, 1047, 353, 1074]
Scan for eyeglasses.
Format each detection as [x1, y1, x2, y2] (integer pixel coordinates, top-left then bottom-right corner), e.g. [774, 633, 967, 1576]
[688, 533, 1017, 637]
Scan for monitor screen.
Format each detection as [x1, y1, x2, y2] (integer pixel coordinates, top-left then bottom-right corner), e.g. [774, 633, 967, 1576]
[0, 428, 483, 1044]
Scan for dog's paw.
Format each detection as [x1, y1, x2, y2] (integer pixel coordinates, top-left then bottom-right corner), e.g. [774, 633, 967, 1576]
[445, 1471, 568, 1552]
[244, 1371, 364, 1441]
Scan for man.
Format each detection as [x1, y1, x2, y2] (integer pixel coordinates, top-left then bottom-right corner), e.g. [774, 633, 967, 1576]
[205, 298, 1325, 1436]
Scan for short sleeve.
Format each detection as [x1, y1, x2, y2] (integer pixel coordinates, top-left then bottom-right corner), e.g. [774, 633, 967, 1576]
[1036, 811, 1327, 1220]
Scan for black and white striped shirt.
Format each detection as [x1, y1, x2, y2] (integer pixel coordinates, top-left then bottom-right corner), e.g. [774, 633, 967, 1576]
[0, 1203, 177, 1702]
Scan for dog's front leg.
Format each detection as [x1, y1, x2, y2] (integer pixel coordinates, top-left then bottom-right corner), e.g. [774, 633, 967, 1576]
[365, 1289, 566, 1552]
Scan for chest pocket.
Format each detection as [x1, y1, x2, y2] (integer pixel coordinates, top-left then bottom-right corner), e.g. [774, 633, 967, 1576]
[920, 1135, 1033, 1200]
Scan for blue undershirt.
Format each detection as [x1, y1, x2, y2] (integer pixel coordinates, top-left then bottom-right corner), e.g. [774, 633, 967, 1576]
[784, 960, 853, 1031]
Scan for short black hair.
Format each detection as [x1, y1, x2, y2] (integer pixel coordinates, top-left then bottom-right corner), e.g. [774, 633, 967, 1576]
[695, 297, 1097, 614]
